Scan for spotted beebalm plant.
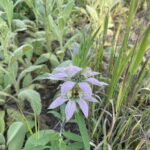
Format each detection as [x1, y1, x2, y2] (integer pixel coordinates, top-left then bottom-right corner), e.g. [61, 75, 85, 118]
[48, 65, 107, 121]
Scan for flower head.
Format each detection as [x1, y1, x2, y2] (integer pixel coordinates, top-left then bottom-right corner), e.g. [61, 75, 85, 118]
[49, 85, 98, 121]
[48, 65, 108, 121]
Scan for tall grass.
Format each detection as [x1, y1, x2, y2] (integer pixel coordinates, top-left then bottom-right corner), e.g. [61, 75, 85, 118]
[89, 0, 150, 149]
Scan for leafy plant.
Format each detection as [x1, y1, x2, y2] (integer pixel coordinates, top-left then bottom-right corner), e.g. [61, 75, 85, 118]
[0, 0, 149, 149]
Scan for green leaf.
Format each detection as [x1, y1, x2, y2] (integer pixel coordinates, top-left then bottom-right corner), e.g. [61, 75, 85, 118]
[0, 133, 5, 150]
[14, 0, 24, 7]
[22, 74, 32, 88]
[86, 5, 98, 21]
[0, 133, 5, 144]
[55, 60, 72, 68]
[0, 111, 5, 134]
[17, 65, 43, 84]
[64, 33, 79, 49]
[0, 99, 5, 105]
[24, 130, 59, 148]
[3, 74, 12, 89]
[63, 132, 82, 142]
[48, 111, 62, 120]
[51, 141, 59, 150]
[8, 61, 18, 83]
[11, 44, 33, 62]
[59, 139, 67, 150]
[23, 0, 34, 8]
[18, 89, 42, 115]
[63, 1, 74, 20]
[12, 19, 27, 32]
[0, 0, 13, 29]
[107, 0, 138, 100]
[33, 73, 50, 81]
[68, 142, 84, 150]
[75, 112, 90, 150]
[129, 25, 150, 75]
[7, 121, 26, 150]
[35, 52, 59, 68]
[58, 17, 65, 31]
[48, 14, 62, 42]
[23, 145, 45, 150]
[30, 39, 44, 55]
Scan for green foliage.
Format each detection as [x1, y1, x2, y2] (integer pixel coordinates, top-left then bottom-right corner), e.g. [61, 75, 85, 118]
[108, 0, 138, 101]
[7, 122, 26, 150]
[0, 0, 13, 29]
[75, 112, 90, 150]
[0, 0, 149, 149]
[0, 133, 5, 150]
[23, 130, 59, 149]
[35, 52, 59, 68]
[0, 111, 5, 134]
[18, 89, 42, 115]
[72, 29, 98, 68]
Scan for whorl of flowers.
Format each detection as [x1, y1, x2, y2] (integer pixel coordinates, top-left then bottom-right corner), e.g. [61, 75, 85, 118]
[48, 65, 107, 121]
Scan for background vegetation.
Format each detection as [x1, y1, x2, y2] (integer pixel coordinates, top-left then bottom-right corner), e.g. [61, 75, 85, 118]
[0, 0, 150, 149]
